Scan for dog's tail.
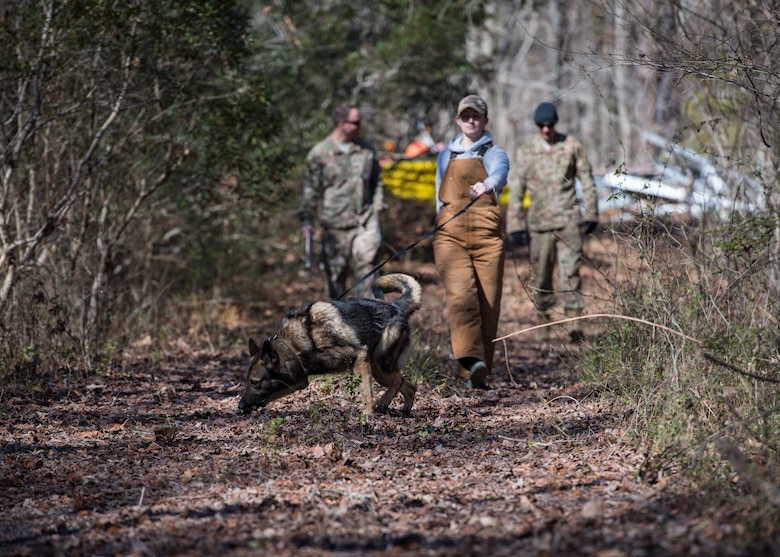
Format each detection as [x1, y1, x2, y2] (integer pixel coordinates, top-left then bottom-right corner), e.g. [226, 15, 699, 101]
[372, 273, 422, 317]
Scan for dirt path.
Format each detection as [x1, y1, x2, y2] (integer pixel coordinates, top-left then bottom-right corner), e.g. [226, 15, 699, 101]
[0, 237, 746, 556]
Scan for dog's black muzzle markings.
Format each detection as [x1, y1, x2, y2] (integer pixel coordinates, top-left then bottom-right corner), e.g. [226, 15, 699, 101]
[237, 387, 272, 414]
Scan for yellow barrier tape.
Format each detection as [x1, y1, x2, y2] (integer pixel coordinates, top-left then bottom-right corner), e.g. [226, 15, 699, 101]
[381, 159, 527, 207]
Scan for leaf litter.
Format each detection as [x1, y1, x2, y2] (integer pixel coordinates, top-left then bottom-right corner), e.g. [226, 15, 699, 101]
[0, 238, 758, 556]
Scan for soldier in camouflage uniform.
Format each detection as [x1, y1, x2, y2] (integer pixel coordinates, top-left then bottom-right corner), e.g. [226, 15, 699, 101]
[298, 103, 384, 299]
[506, 102, 599, 341]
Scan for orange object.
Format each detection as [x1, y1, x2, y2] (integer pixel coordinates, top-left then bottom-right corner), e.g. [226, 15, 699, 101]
[404, 140, 429, 158]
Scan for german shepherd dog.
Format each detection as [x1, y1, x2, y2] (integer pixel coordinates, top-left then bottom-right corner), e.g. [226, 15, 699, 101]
[238, 273, 422, 416]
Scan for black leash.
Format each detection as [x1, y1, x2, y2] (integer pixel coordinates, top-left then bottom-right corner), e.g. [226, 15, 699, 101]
[334, 197, 479, 300]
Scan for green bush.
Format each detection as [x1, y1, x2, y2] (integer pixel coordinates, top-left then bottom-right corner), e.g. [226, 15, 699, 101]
[583, 215, 780, 517]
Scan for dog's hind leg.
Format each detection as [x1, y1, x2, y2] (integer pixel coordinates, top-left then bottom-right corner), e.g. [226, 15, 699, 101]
[372, 347, 417, 415]
[398, 376, 417, 415]
[353, 348, 375, 416]
[393, 344, 416, 415]
[372, 366, 403, 414]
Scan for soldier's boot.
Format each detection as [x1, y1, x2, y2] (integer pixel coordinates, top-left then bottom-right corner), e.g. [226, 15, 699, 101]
[565, 307, 585, 343]
[535, 312, 551, 343]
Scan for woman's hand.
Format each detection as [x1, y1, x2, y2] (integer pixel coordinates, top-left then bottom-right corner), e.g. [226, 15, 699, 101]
[469, 181, 494, 198]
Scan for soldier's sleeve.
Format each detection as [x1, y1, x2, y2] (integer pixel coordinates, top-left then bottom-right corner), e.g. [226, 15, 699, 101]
[297, 152, 321, 226]
[505, 148, 528, 234]
[370, 153, 384, 214]
[574, 138, 599, 221]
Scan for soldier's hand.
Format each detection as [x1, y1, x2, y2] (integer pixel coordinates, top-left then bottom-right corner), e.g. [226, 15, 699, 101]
[579, 221, 598, 236]
[301, 224, 313, 238]
[511, 231, 529, 247]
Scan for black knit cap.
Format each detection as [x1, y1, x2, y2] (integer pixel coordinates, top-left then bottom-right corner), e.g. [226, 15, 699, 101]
[534, 102, 558, 125]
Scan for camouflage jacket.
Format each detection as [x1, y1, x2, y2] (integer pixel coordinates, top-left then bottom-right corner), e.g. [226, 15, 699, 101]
[506, 132, 598, 233]
[297, 135, 383, 230]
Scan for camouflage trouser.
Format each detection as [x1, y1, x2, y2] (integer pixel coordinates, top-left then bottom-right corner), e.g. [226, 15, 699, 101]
[529, 220, 584, 316]
[322, 215, 381, 299]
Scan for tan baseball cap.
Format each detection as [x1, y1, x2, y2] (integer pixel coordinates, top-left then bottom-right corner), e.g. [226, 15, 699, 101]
[457, 95, 488, 117]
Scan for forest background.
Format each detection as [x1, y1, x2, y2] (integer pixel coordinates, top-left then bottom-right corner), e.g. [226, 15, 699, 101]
[1, 0, 779, 551]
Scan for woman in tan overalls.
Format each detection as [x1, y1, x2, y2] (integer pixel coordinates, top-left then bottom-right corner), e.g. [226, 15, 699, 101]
[434, 95, 510, 389]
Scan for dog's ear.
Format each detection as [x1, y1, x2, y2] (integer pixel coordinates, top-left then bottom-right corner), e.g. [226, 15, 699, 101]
[248, 338, 260, 356]
[261, 338, 279, 367]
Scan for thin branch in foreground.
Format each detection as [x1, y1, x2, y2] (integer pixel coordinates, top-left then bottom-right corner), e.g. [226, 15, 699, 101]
[703, 352, 780, 384]
[493, 313, 703, 345]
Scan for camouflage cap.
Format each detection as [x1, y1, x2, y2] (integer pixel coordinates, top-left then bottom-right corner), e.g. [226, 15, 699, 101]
[457, 95, 488, 117]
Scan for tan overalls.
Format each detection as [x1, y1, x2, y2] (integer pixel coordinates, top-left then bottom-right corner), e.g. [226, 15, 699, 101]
[433, 153, 505, 377]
